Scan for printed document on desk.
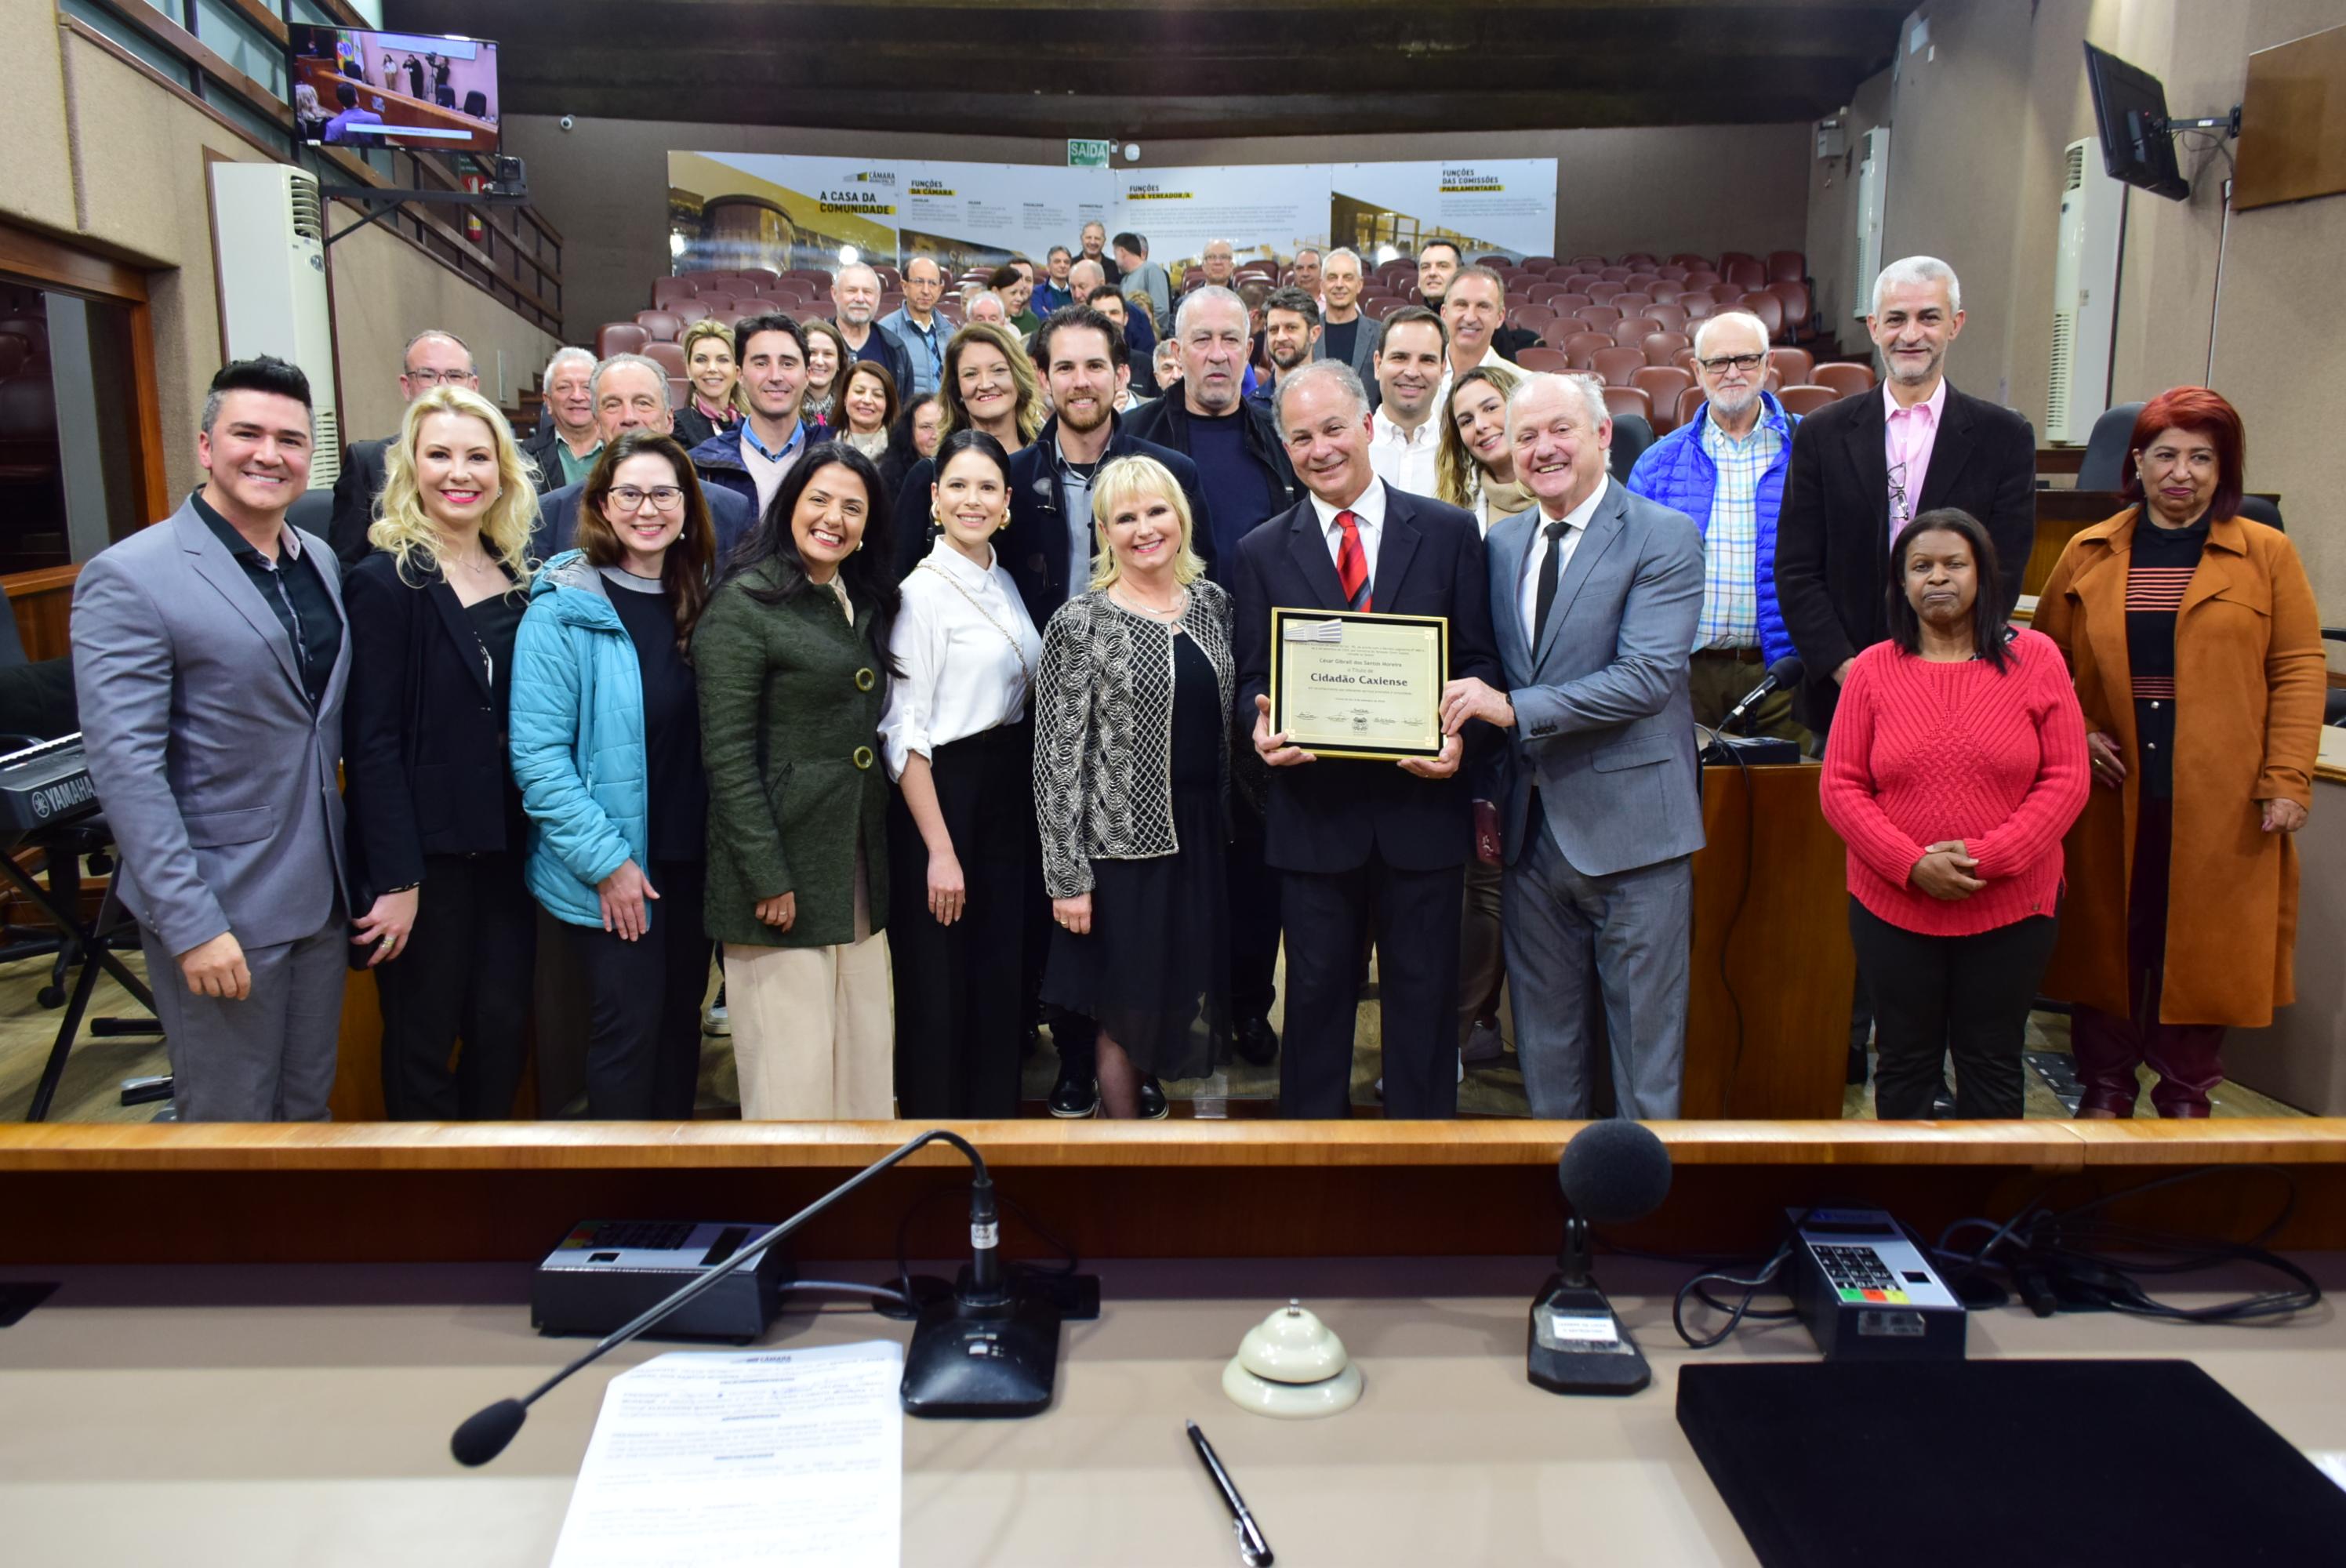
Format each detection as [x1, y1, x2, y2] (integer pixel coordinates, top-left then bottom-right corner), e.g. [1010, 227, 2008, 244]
[549, 1340, 903, 1568]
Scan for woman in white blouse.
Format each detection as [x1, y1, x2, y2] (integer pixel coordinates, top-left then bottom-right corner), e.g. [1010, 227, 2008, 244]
[878, 429, 1044, 1117]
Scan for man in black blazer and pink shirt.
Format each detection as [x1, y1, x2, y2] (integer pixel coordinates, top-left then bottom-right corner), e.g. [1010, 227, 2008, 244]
[1233, 361, 1502, 1120]
[1774, 255, 2036, 733]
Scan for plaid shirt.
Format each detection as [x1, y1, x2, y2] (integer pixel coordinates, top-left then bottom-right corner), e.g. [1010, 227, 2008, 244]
[1692, 413, 1781, 650]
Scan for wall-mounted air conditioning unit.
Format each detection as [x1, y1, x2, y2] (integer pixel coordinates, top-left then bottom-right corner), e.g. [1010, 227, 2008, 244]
[2046, 138, 2126, 445]
[209, 162, 342, 488]
[1852, 128, 1890, 319]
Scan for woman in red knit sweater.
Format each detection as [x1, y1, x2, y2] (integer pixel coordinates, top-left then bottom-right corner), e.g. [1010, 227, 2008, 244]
[1820, 510, 2090, 1119]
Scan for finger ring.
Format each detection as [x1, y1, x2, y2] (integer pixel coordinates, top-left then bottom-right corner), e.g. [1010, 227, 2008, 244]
[376, 933, 394, 948]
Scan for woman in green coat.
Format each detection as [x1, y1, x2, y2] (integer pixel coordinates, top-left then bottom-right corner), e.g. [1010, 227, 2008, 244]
[694, 444, 903, 1120]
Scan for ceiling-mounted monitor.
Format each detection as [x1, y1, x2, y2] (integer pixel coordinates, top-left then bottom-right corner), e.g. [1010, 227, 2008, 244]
[289, 26, 499, 155]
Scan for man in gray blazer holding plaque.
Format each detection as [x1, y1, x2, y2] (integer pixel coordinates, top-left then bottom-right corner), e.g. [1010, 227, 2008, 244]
[1439, 372, 1705, 1118]
[72, 358, 354, 1121]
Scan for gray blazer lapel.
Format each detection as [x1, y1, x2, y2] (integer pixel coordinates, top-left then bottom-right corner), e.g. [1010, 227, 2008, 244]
[1532, 486, 1627, 669]
[176, 506, 307, 697]
[1284, 506, 1352, 608]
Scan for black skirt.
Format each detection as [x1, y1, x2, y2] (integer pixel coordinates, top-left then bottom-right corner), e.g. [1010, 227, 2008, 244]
[1041, 630, 1229, 1078]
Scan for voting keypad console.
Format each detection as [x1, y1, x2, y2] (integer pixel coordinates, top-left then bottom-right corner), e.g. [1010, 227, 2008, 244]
[1786, 1208, 1967, 1362]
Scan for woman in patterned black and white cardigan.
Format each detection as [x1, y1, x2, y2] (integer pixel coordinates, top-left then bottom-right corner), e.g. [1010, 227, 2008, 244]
[1033, 455, 1236, 1119]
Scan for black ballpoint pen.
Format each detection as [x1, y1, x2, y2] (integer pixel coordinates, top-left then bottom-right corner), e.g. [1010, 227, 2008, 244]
[1186, 1419, 1273, 1566]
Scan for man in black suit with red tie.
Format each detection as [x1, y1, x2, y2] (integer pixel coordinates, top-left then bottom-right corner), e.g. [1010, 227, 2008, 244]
[1233, 360, 1502, 1120]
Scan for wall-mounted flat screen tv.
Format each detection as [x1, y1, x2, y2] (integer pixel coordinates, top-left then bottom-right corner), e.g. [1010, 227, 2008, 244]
[289, 26, 499, 155]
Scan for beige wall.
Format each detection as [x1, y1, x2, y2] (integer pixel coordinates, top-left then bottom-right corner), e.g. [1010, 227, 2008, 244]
[12, 13, 555, 509]
[506, 115, 1814, 339]
[1800, 0, 2346, 618]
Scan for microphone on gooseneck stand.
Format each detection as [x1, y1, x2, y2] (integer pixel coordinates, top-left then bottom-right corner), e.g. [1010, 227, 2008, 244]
[1527, 1120, 1675, 1396]
[1720, 654, 1804, 735]
[451, 1130, 1069, 1468]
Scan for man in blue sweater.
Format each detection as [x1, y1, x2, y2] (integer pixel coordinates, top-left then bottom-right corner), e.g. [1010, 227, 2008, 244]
[1624, 309, 1807, 744]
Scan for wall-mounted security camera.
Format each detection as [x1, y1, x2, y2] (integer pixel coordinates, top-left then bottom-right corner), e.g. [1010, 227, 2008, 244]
[559, 115, 576, 132]
[1124, 143, 1140, 162]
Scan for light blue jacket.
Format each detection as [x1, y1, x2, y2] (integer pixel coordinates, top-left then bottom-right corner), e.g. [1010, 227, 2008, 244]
[1623, 390, 1799, 666]
[508, 550, 652, 930]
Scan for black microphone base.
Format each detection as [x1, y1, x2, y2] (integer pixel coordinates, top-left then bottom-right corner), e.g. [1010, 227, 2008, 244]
[1527, 1279, 1651, 1396]
[1698, 733, 1802, 768]
[901, 1287, 1062, 1418]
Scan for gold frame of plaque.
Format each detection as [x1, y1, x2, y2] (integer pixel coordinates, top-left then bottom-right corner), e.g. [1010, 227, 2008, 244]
[1267, 607, 1450, 761]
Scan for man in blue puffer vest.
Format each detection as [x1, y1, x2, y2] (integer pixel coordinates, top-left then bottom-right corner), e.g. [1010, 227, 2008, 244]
[1625, 308, 1807, 745]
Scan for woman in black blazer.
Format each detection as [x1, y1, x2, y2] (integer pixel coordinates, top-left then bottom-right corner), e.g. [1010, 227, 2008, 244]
[345, 386, 543, 1120]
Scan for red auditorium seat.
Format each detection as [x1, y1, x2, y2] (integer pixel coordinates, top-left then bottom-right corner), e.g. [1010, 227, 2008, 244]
[1612, 293, 1654, 314]
[1642, 331, 1692, 365]
[1585, 281, 1625, 301]
[645, 341, 688, 379]
[1655, 264, 1690, 282]
[1510, 305, 1560, 333]
[1567, 255, 1607, 269]
[1589, 346, 1647, 387]
[1527, 281, 1569, 304]
[1520, 255, 1557, 270]
[597, 322, 651, 358]
[1645, 303, 1690, 334]
[1681, 296, 1719, 321]
[1770, 347, 1815, 383]
[1723, 258, 1767, 291]
[1672, 347, 1700, 374]
[1598, 266, 1632, 282]
[1647, 282, 1683, 304]
[1683, 270, 1722, 289]
[1574, 306, 1622, 330]
[1610, 317, 1664, 346]
[1812, 362, 1876, 398]
[1513, 347, 1572, 374]
[1777, 384, 1839, 417]
[1767, 251, 1807, 284]
[634, 310, 684, 341]
[1767, 281, 1815, 341]
[1602, 385, 1653, 425]
[1620, 251, 1658, 266]
[1623, 274, 1660, 293]
[1738, 292, 1786, 341]
[1669, 253, 1710, 271]
[1676, 386, 1707, 430]
[1362, 297, 1404, 320]
[1549, 293, 1592, 316]
[1556, 330, 1616, 365]
[651, 278, 698, 310]
[1632, 367, 1694, 430]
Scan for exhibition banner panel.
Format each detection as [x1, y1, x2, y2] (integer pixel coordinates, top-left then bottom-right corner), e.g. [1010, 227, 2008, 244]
[1331, 160, 1559, 262]
[668, 151, 1107, 272]
[1108, 165, 1333, 279]
[666, 151, 1558, 278]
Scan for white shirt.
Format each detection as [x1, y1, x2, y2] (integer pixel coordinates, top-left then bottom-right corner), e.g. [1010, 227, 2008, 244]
[1308, 477, 1389, 601]
[877, 538, 1044, 780]
[1519, 474, 1610, 644]
[1367, 408, 1440, 498]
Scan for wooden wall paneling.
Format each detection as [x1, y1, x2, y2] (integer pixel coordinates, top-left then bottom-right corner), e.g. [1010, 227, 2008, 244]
[3, 567, 82, 663]
[2235, 24, 2346, 212]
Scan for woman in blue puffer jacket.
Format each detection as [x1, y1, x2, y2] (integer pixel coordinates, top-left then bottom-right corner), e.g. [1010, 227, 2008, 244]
[510, 430, 720, 1118]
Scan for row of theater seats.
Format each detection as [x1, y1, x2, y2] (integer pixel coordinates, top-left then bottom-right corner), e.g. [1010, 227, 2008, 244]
[1510, 345, 1876, 435]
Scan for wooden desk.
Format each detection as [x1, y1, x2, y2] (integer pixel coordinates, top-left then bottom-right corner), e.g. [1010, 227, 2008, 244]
[4, 1252, 2341, 1566]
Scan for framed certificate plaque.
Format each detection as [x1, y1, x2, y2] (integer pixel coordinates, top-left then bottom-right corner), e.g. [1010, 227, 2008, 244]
[1267, 607, 1450, 761]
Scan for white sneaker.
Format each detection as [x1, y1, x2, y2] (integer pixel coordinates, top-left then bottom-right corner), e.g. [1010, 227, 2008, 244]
[1457, 1051, 1466, 1084]
[703, 1002, 731, 1038]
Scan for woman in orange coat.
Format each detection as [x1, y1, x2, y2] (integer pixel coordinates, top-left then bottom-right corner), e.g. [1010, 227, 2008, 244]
[2032, 387, 2324, 1116]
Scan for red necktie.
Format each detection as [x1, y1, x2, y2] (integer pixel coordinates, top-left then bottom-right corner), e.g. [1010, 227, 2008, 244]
[1335, 510, 1371, 612]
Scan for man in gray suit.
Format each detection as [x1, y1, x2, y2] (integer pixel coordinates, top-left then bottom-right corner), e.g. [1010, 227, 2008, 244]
[72, 358, 354, 1121]
[1440, 372, 1705, 1118]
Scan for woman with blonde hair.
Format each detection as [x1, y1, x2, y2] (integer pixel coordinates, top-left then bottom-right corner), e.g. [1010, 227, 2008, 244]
[670, 318, 743, 450]
[1033, 454, 1235, 1117]
[1436, 361, 1533, 532]
[889, 321, 1045, 575]
[800, 318, 849, 428]
[345, 384, 540, 1118]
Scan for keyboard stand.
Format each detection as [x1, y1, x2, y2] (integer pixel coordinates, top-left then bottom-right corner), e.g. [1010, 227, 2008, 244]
[6, 846, 162, 1122]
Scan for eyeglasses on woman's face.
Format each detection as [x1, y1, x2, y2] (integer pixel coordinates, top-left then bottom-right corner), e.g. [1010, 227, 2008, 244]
[608, 485, 684, 512]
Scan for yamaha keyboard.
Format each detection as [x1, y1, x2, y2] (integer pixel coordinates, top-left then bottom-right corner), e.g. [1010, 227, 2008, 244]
[0, 733, 97, 839]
